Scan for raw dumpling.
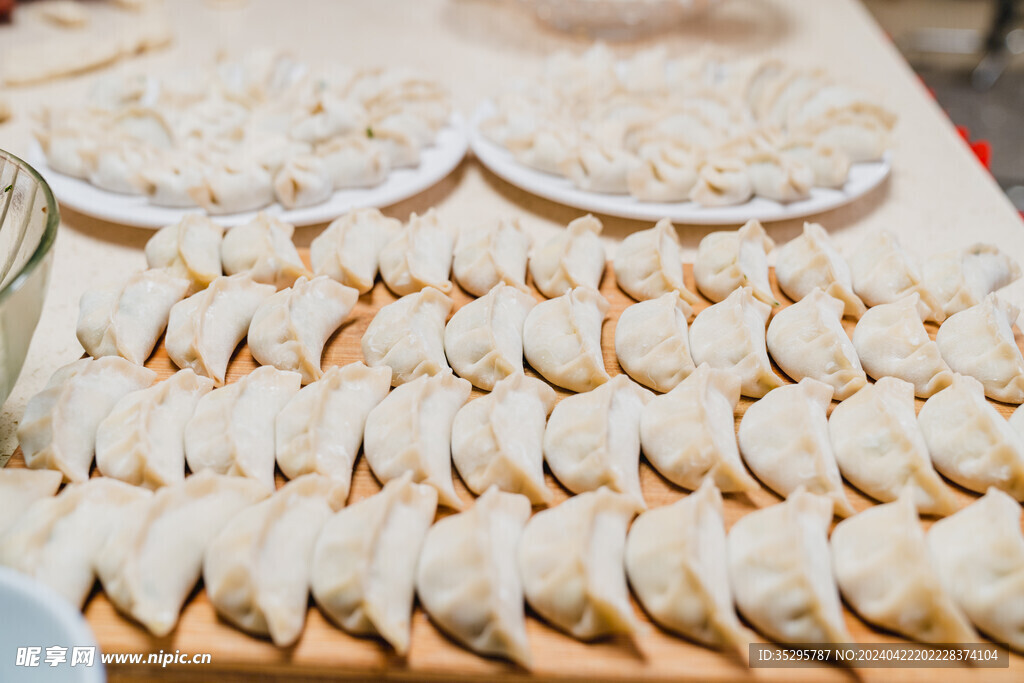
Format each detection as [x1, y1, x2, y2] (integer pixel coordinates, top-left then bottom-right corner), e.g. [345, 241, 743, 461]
[316, 135, 390, 189]
[378, 209, 455, 296]
[77, 269, 190, 364]
[728, 490, 851, 644]
[96, 369, 215, 489]
[18, 357, 156, 483]
[451, 373, 556, 505]
[221, 212, 311, 290]
[917, 373, 1024, 500]
[693, 219, 776, 305]
[165, 274, 276, 385]
[935, 294, 1024, 404]
[779, 139, 851, 188]
[145, 213, 224, 292]
[738, 378, 855, 517]
[203, 474, 335, 646]
[452, 217, 531, 297]
[95, 472, 270, 636]
[311, 472, 437, 655]
[543, 374, 652, 507]
[0, 478, 152, 607]
[852, 294, 954, 398]
[689, 158, 753, 207]
[613, 218, 699, 305]
[561, 140, 632, 194]
[522, 287, 610, 393]
[640, 364, 758, 493]
[416, 486, 533, 665]
[774, 222, 865, 317]
[828, 377, 958, 515]
[626, 479, 753, 653]
[185, 365, 302, 491]
[626, 143, 700, 202]
[766, 288, 866, 400]
[273, 155, 333, 209]
[923, 243, 1022, 317]
[689, 287, 783, 398]
[614, 292, 695, 393]
[276, 362, 392, 509]
[928, 488, 1024, 652]
[311, 209, 402, 293]
[0, 469, 62, 538]
[745, 151, 813, 202]
[247, 275, 359, 384]
[519, 488, 639, 640]
[362, 287, 452, 386]
[847, 230, 945, 322]
[443, 283, 535, 391]
[528, 215, 607, 299]
[363, 372, 472, 509]
[830, 492, 977, 643]
[187, 158, 275, 215]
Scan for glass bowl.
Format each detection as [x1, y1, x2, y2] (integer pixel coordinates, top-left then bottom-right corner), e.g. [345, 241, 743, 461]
[0, 150, 59, 408]
[521, 0, 717, 40]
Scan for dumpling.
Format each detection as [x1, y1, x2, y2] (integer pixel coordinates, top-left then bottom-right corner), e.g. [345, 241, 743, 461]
[626, 143, 700, 202]
[443, 283, 535, 391]
[614, 293, 695, 393]
[560, 141, 632, 194]
[935, 294, 1024, 404]
[613, 218, 699, 305]
[852, 294, 954, 398]
[186, 157, 275, 215]
[728, 490, 851, 644]
[363, 372, 472, 509]
[0, 477, 152, 607]
[847, 230, 945, 322]
[779, 139, 851, 189]
[416, 486, 533, 665]
[184, 365, 302, 491]
[774, 222, 865, 317]
[451, 373, 556, 505]
[145, 213, 224, 292]
[917, 373, 1024, 500]
[693, 219, 776, 305]
[361, 287, 452, 386]
[203, 474, 335, 646]
[378, 209, 455, 296]
[77, 269, 190, 364]
[316, 134, 390, 189]
[744, 151, 813, 202]
[220, 212, 311, 290]
[830, 492, 977, 643]
[766, 288, 866, 400]
[519, 488, 639, 640]
[738, 378, 855, 517]
[828, 378, 958, 515]
[626, 479, 753, 653]
[928, 488, 1024, 652]
[522, 286, 610, 393]
[528, 215, 607, 299]
[165, 274, 276, 385]
[18, 357, 156, 483]
[0, 469, 62, 538]
[543, 374, 652, 507]
[640, 364, 758, 493]
[273, 155, 333, 209]
[689, 287, 783, 398]
[247, 275, 359, 384]
[689, 158, 753, 207]
[276, 362, 392, 509]
[311, 472, 437, 655]
[310, 208, 402, 293]
[451, 217, 531, 297]
[95, 369, 215, 489]
[95, 472, 270, 636]
[924, 243, 1021, 317]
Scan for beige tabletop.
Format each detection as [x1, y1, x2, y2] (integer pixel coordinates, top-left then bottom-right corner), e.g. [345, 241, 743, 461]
[0, 0, 1021, 464]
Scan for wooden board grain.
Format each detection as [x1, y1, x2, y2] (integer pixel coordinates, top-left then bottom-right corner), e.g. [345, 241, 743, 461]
[7, 252, 1024, 683]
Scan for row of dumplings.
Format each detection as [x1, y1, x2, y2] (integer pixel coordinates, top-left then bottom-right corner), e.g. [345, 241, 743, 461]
[2, 467, 1021, 664]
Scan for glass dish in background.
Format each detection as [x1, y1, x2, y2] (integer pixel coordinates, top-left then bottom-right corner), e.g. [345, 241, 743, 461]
[521, 0, 717, 40]
[0, 150, 58, 408]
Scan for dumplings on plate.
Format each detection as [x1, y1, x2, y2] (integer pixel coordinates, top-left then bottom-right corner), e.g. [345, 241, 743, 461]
[626, 143, 700, 202]
[220, 212, 311, 290]
[452, 218, 531, 297]
[0, 469, 62, 538]
[689, 158, 753, 207]
[362, 286, 452, 386]
[145, 213, 224, 292]
[847, 230, 945, 322]
[693, 219, 775, 305]
[744, 151, 813, 202]
[310, 208, 402, 294]
[529, 215, 607, 299]
[613, 218, 699, 305]
[774, 222, 865, 317]
[187, 158, 275, 215]
[378, 209, 455, 296]
[273, 154, 333, 209]
[615, 293, 695, 393]
[523, 286, 610, 392]
[923, 243, 1021, 317]
[560, 140, 632, 194]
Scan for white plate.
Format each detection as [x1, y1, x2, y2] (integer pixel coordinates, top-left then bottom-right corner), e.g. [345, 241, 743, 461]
[470, 102, 891, 225]
[0, 568, 105, 682]
[29, 114, 469, 230]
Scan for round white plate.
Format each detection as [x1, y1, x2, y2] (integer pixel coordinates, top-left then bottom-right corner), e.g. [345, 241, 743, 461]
[470, 102, 891, 225]
[29, 114, 469, 230]
[0, 568, 105, 683]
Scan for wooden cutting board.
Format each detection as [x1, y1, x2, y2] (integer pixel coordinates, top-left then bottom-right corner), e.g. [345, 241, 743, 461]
[7, 253, 1024, 683]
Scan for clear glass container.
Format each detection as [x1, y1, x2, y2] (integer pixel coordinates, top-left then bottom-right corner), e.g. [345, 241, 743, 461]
[0, 150, 59, 407]
[521, 0, 716, 40]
